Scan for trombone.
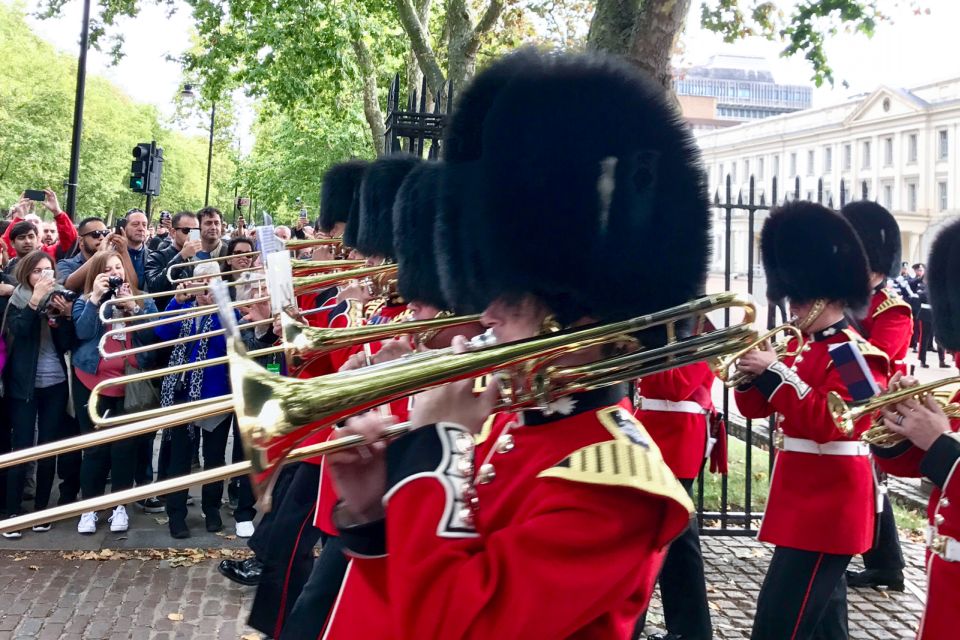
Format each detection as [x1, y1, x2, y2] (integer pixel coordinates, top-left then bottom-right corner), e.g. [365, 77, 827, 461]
[828, 376, 960, 445]
[165, 238, 346, 283]
[166, 255, 365, 284]
[230, 292, 758, 492]
[713, 324, 805, 388]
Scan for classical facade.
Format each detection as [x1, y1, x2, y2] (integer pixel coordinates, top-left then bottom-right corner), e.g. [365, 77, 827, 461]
[697, 78, 960, 278]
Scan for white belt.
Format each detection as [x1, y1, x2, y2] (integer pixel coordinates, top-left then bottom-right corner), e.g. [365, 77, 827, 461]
[777, 434, 870, 456]
[926, 526, 960, 562]
[639, 398, 707, 415]
[921, 303, 932, 310]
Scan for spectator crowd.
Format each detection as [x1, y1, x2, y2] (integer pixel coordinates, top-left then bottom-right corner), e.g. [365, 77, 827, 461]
[0, 189, 317, 540]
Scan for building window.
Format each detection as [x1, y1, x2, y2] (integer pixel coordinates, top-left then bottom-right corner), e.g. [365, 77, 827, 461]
[807, 150, 815, 176]
[790, 152, 797, 177]
[758, 157, 765, 180]
[862, 182, 870, 200]
[882, 183, 893, 209]
[939, 180, 948, 211]
[772, 154, 780, 177]
[884, 137, 893, 167]
[718, 163, 724, 183]
[824, 147, 832, 172]
[824, 189, 833, 207]
[907, 133, 918, 163]
[745, 159, 751, 179]
[862, 140, 872, 169]
[806, 190, 814, 201]
[731, 161, 737, 183]
[938, 130, 949, 161]
[907, 182, 918, 212]
[843, 144, 852, 171]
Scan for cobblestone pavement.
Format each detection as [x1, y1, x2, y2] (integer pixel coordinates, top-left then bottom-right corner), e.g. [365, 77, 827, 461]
[0, 534, 927, 639]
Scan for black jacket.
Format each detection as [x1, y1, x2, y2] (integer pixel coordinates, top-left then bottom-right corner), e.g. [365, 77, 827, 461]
[2, 304, 75, 401]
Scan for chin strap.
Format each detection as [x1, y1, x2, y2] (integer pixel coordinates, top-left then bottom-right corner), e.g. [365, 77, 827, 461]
[793, 298, 827, 333]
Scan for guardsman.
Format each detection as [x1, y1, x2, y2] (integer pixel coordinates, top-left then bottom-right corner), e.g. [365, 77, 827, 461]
[871, 218, 960, 640]
[319, 50, 708, 639]
[840, 200, 912, 591]
[634, 362, 717, 640]
[735, 202, 888, 640]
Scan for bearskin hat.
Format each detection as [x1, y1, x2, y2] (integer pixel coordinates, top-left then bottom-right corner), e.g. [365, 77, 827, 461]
[342, 179, 363, 249]
[928, 218, 960, 351]
[356, 155, 422, 259]
[393, 162, 447, 308]
[840, 201, 902, 277]
[320, 160, 367, 233]
[761, 201, 870, 310]
[437, 50, 710, 323]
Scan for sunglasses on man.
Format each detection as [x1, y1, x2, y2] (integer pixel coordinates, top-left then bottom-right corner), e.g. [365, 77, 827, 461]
[82, 229, 110, 239]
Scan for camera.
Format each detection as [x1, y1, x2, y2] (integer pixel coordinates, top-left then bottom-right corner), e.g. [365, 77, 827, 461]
[100, 276, 125, 303]
[40, 286, 80, 326]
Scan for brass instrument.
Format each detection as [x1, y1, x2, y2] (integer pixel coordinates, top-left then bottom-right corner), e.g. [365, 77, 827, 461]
[232, 292, 758, 493]
[166, 254, 365, 284]
[828, 376, 960, 444]
[0, 423, 410, 534]
[713, 324, 805, 388]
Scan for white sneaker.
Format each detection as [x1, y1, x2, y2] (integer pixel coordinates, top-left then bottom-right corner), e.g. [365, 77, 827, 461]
[235, 521, 255, 538]
[108, 506, 129, 532]
[78, 511, 98, 534]
[2, 516, 22, 539]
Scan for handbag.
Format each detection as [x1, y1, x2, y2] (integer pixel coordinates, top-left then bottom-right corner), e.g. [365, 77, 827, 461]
[123, 360, 160, 412]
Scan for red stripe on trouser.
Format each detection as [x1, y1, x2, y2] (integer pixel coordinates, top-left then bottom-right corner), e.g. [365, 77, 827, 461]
[790, 553, 824, 640]
[274, 507, 317, 639]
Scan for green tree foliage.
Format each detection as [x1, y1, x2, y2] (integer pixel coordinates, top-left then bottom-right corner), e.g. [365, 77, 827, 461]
[0, 2, 237, 219]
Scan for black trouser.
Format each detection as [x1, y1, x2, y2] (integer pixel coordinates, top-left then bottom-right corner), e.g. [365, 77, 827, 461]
[248, 463, 323, 637]
[74, 375, 136, 500]
[246, 463, 299, 559]
[164, 415, 232, 524]
[919, 320, 946, 365]
[135, 431, 156, 486]
[230, 419, 256, 523]
[633, 478, 711, 640]
[862, 493, 905, 572]
[752, 547, 851, 640]
[5, 382, 72, 514]
[282, 535, 349, 639]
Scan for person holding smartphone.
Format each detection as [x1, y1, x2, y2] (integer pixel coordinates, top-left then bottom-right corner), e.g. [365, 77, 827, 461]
[2, 189, 77, 262]
[0, 251, 77, 537]
[144, 211, 202, 308]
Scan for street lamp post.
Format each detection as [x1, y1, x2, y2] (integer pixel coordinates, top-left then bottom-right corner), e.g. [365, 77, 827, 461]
[65, 0, 93, 218]
[180, 84, 216, 207]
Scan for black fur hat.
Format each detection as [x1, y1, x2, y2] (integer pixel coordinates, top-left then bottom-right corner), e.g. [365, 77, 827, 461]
[393, 162, 447, 308]
[761, 201, 870, 309]
[840, 201, 901, 277]
[320, 160, 367, 233]
[437, 50, 710, 323]
[928, 218, 960, 351]
[342, 177, 363, 249]
[356, 155, 422, 259]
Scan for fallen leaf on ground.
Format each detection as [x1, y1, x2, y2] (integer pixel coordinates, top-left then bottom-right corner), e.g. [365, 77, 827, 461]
[28, 565, 39, 571]
[167, 613, 184, 621]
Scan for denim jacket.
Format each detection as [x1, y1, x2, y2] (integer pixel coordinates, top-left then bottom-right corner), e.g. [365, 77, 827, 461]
[72, 295, 159, 374]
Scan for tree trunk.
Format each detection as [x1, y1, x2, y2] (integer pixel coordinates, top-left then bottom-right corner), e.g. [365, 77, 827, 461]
[447, 0, 504, 93]
[394, 0, 446, 97]
[405, 0, 433, 102]
[350, 32, 386, 156]
[586, 0, 689, 95]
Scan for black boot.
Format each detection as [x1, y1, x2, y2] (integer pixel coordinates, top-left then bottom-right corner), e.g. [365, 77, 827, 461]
[218, 556, 264, 586]
[845, 568, 905, 591]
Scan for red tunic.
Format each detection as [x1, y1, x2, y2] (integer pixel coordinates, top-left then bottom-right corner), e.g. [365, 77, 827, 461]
[323, 394, 693, 639]
[873, 389, 960, 640]
[859, 287, 913, 376]
[636, 362, 715, 479]
[735, 328, 888, 555]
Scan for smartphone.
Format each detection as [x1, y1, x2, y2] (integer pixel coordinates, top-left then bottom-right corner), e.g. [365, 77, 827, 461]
[41, 269, 54, 280]
[24, 189, 45, 202]
[159, 210, 172, 222]
[299, 209, 308, 220]
[189, 229, 201, 242]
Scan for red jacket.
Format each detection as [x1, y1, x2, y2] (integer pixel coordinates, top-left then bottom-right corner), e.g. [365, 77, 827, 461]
[636, 362, 715, 479]
[323, 392, 693, 639]
[735, 325, 888, 555]
[872, 389, 960, 640]
[3, 211, 77, 260]
[859, 287, 913, 376]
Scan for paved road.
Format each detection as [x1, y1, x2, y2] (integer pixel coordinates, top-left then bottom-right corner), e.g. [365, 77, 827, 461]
[0, 535, 927, 639]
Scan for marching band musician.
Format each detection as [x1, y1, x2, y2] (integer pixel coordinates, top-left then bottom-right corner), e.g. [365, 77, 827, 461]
[734, 202, 889, 640]
[634, 362, 717, 640]
[870, 217, 960, 640]
[320, 50, 706, 639]
[840, 201, 912, 592]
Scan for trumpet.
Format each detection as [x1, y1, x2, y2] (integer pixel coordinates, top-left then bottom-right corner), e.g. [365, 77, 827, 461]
[828, 376, 960, 445]
[713, 324, 805, 388]
[231, 292, 758, 494]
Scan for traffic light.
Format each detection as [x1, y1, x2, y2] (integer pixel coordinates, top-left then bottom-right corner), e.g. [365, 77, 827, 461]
[130, 143, 151, 193]
[129, 142, 163, 196]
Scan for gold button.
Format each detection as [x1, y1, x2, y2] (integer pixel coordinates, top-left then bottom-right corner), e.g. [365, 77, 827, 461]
[458, 507, 475, 528]
[940, 497, 951, 509]
[496, 434, 515, 454]
[456, 456, 474, 477]
[477, 463, 496, 484]
[935, 514, 945, 526]
[455, 433, 474, 454]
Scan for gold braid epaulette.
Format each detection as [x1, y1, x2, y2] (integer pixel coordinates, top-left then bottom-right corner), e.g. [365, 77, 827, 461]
[842, 328, 890, 363]
[537, 407, 693, 513]
[873, 290, 912, 318]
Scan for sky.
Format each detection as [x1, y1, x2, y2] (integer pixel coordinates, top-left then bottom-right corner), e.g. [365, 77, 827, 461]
[17, 0, 960, 150]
